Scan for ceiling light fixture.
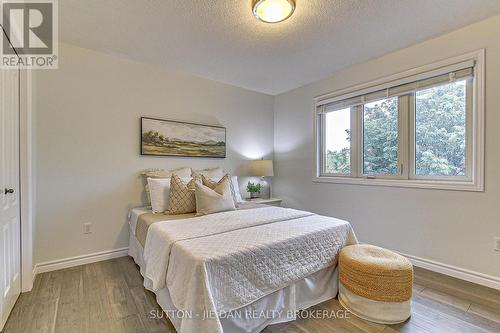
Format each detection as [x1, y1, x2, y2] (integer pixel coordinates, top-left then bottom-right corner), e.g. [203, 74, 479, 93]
[252, 0, 295, 24]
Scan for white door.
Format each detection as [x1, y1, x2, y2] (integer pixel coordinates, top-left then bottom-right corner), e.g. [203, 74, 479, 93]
[0, 65, 21, 331]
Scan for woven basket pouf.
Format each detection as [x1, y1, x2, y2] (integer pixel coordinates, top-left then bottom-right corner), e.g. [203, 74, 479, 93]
[338, 244, 413, 324]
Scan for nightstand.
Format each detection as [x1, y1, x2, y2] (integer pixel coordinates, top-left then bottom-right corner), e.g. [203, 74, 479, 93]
[245, 198, 282, 207]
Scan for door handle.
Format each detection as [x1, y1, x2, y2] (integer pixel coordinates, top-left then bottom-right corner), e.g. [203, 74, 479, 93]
[4, 188, 14, 194]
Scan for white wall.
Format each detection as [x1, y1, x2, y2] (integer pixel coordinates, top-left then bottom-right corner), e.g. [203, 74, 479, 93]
[34, 43, 274, 264]
[35, 15, 500, 281]
[274, 15, 500, 279]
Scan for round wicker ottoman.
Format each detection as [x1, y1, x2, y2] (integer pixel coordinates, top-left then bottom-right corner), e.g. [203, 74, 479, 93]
[338, 244, 413, 324]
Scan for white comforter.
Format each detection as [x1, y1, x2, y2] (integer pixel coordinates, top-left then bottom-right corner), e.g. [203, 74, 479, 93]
[142, 207, 357, 333]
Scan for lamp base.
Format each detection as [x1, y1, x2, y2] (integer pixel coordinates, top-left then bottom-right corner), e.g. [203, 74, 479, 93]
[259, 176, 271, 199]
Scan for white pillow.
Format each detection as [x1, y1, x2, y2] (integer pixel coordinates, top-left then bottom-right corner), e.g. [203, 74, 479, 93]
[231, 176, 244, 203]
[147, 177, 190, 213]
[194, 178, 236, 216]
[143, 167, 192, 204]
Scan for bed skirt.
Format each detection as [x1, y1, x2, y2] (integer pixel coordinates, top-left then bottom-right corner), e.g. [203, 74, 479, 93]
[128, 231, 340, 333]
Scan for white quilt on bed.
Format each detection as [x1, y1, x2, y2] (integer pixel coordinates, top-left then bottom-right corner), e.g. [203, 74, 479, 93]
[142, 207, 357, 333]
[143, 207, 313, 290]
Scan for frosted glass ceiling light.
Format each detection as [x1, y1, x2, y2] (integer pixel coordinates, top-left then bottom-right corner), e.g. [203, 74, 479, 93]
[253, 0, 295, 23]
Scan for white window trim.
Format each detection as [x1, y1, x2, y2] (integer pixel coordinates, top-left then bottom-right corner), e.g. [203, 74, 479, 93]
[313, 49, 485, 192]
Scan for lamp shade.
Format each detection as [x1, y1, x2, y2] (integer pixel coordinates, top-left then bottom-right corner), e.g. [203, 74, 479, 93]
[249, 160, 274, 177]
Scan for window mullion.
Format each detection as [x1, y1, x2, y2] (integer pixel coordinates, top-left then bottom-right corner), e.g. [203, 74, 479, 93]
[351, 105, 362, 178]
[319, 112, 326, 176]
[408, 93, 416, 179]
[398, 95, 410, 180]
[465, 80, 474, 181]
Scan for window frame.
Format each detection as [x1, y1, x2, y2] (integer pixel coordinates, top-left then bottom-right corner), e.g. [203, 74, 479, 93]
[313, 50, 485, 192]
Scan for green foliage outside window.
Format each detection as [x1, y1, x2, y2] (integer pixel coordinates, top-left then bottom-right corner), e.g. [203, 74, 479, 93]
[325, 134, 350, 174]
[363, 98, 398, 175]
[415, 82, 466, 176]
[325, 81, 466, 176]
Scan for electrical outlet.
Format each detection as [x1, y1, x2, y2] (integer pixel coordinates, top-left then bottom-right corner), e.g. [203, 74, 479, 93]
[83, 222, 92, 234]
[495, 237, 500, 252]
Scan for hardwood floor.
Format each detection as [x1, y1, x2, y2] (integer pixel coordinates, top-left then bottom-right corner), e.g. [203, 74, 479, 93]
[3, 257, 500, 333]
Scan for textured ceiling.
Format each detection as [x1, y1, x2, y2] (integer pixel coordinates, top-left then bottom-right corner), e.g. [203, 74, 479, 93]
[59, 0, 500, 95]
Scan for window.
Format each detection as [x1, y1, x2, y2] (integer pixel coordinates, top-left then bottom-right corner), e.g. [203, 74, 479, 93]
[315, 51, 484, 191]
[363, 97, 399, 176]
[324, 108, 351, 175]
[415, 81, 467, 177]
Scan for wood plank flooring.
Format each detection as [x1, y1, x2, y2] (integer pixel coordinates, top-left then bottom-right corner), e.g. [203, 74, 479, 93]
[3, 257, 500, 333]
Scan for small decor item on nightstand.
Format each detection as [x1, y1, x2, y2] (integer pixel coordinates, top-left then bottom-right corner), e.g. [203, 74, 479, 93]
[246, 181, 262, 199]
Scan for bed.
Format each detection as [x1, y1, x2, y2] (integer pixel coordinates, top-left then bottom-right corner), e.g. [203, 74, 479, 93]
[128, 202, 357, 333]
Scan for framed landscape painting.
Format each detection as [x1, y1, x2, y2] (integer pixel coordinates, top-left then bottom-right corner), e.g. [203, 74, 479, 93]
[141, 117, 226, 158]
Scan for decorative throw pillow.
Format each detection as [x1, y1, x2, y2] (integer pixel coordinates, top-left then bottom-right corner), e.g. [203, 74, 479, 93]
[142, 167, 192, 179]
[168, 174, 200, 214]
[195, 178, 236, 216]
[192, 167, 225, 181]
[202, 174, 238, 205]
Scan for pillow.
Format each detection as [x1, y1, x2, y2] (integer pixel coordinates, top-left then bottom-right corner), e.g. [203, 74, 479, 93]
[195, 178, 236, 216]
[147, 177, 171, 213]
[202, 174, 238, 205]
[231, 176, 244, 203]
[147, 177, 192, 213]
[142, 167, 192, 203]
[192, 167, 224, 180]
[168, 174, 200, 214]
[142, 167, 192, 179]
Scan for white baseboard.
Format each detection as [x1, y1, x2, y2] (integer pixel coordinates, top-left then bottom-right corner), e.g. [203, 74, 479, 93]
[29, 246, 500, 292]
[400, 252, 500, 291]
[33, 247, 129, 277]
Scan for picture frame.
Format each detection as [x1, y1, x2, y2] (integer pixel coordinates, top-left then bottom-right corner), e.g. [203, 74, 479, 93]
[140, 117, 226, 158]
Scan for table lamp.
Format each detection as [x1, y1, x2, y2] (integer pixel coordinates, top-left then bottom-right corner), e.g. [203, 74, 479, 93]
[248, 159, 274, 199]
